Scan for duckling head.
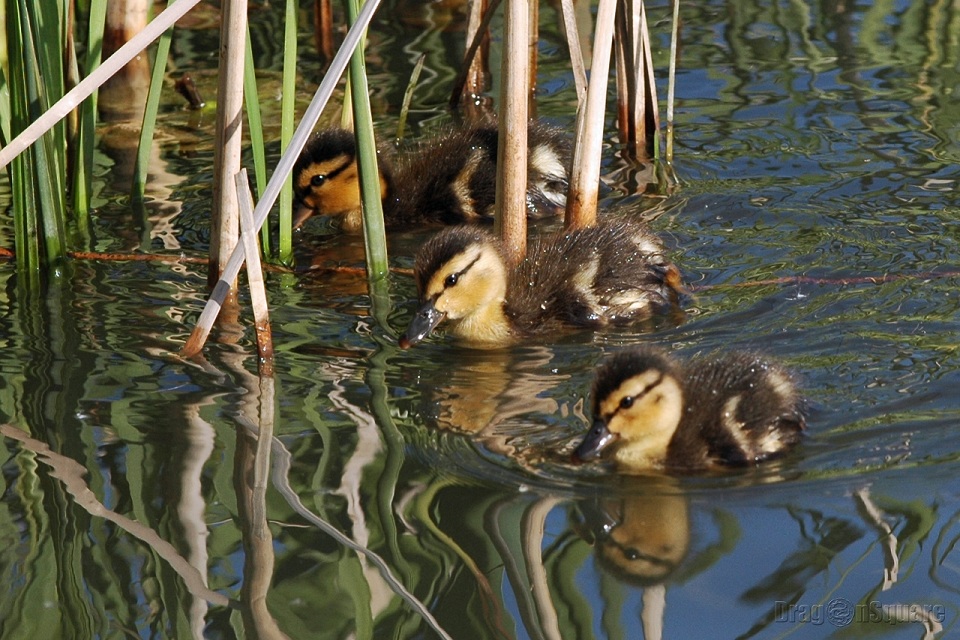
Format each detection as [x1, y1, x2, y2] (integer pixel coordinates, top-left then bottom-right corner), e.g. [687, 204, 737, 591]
[399, 227, 509, 348]
[293, 129, 389, 231]
[573, 348, 684, 468]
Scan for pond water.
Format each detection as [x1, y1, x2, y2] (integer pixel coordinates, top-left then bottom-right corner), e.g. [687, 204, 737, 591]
[2, 0, 959, 638]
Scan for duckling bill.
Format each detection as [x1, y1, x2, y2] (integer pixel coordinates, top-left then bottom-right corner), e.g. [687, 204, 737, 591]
[293, 121, 571, 232]
[398, 220, 683, 348]
[573, 346, 805, 472]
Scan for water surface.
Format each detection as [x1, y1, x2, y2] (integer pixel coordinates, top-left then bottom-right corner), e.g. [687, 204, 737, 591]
[1, 0, 959, 638]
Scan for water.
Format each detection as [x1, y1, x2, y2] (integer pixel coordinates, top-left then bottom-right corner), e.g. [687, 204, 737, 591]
[1, 0, 959, 638]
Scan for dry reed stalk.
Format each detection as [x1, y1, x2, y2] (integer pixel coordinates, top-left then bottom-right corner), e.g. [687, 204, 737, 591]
[314, 0, 335, 63]
[182, 0, 383, 358]
[528, 0, 539, 114]
[559, 0, 587, 105]
[236, 169, 274, 372]
[494, 0, 530, 265]
[450, 0, 500, 113]
[209, 0, 248, 287]
[564, 0, 617, 228]
[614, 0, 659, 159]
[463, 0, 490, 107]
[666, 0, 680, 161]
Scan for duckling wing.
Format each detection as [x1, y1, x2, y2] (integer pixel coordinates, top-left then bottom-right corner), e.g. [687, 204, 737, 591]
[391, 127, 499, 226]
[391, 122, 571, 226]
[501, 220, 677, 332]
[525, 122, 572, 216]
[677, 353, 806, 467]
[590, 223, 681, 321]
[549, 221, 679, 325]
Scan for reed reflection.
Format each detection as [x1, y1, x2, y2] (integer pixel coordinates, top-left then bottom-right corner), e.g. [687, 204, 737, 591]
[405, 344, 576, 466]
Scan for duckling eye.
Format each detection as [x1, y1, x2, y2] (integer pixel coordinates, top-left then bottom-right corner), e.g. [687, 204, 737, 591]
[310, 174, 328, 187]
[444, 273, 460, 288]
[619, 396, 634, 409]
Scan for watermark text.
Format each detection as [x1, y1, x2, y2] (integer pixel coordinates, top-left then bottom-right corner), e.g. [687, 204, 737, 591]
[775, 599, 945, 627]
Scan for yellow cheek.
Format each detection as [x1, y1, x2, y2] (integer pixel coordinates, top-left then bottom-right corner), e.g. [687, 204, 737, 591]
[434, 292, 466, 318]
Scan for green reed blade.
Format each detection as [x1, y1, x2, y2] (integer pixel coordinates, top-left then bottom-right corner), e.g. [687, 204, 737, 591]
[395, 53, 425, 143]
[10, 153, 40, 276]
[0, 66, 10, 146]
[8, 0, 67, 268]
[72, 0, 107, 234]
[29, 1, 67, 254]
[345, 0, 389, 283]
[132, 0, 175, 205]
[243, 27, 270, 259]
[276, 0, 299, 265]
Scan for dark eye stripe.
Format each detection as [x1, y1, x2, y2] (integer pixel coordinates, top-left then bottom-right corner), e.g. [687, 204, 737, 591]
[304, 156, 355, 192]
[612, 372, 663, 418]
[443, 254, 481, 290]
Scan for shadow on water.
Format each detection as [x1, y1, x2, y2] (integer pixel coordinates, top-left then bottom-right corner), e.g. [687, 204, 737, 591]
[1, 0, 960, 637]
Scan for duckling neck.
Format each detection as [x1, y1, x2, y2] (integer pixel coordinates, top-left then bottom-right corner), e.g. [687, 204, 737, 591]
[614, 435, 673, 470]
[616, 441, 669, 470]
[340, 169, 392, 233]
[448, 300, 515, 345]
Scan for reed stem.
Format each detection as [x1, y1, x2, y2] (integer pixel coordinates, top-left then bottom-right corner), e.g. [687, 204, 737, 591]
[209, 0, 248, 286]
[666, 0, 680, 162]
[277, 0, 299, 265]
[132, 0, 174, 204]
[564, 0, 617, 229]
[345, 0, 389, 282]
[494, 0, 529, 265]
[183, 0, 383, 357]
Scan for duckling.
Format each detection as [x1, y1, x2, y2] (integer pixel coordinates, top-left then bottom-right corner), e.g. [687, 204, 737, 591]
[573, 346, 805, 472]
[293, 121, 571, 233]
[398, 219, 683, 348]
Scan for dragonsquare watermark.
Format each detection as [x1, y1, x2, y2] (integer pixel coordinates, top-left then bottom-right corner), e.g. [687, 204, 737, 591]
[775, 599, 946, 627]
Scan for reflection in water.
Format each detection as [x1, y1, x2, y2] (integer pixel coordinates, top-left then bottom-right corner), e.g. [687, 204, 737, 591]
[577, 488, 690, 588]
[1, 0, 959, 635]
[399, 344, 586, 474]
[423, 346, 562, 433]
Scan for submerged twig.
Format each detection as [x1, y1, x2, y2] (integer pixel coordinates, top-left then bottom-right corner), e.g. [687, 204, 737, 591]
[63, 250, 416, 278]
[854, 489, 899, 591]
[266, 431, 453, 639]
[685, 270, 960, 292]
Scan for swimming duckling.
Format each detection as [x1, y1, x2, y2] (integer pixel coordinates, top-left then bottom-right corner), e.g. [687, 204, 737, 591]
[293, 121, 571, 232]
[398, 219, 683, 348]
[573, 346, 805, 472]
